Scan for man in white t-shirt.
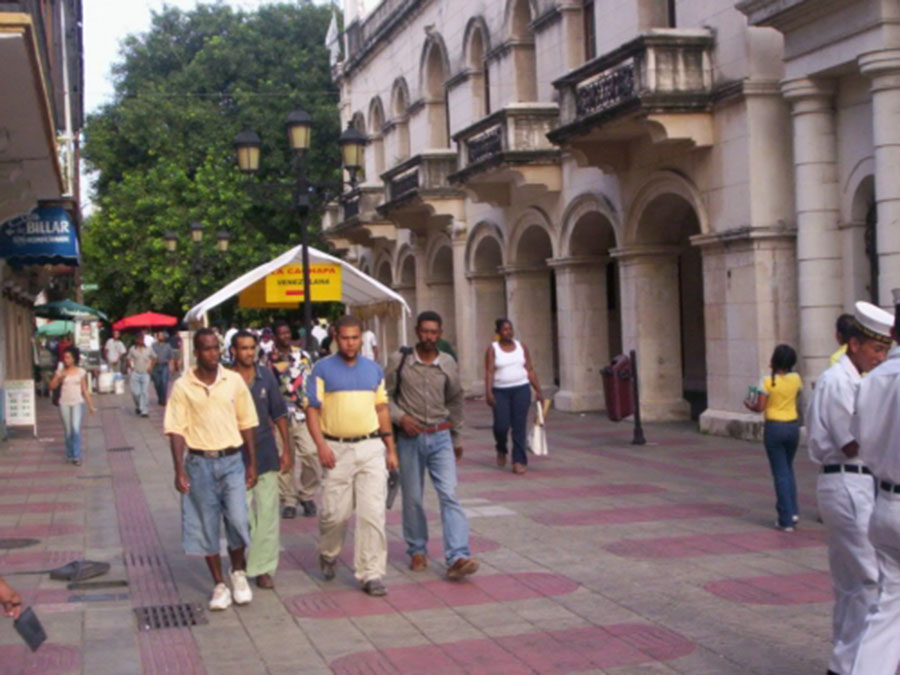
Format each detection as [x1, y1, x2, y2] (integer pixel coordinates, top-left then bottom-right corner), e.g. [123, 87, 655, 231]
[361, 325, 378, 362]
[105, 330, 127, 373]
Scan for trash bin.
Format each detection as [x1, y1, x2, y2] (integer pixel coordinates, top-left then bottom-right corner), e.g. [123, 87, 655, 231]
[601, 354, 634, 422]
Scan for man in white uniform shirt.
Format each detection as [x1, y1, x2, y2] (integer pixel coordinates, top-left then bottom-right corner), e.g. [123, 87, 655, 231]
[850, 289, 900, 675]
[807, 301, 894, 675]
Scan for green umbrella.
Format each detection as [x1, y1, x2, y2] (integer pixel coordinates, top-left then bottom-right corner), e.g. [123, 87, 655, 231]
[33, 299, 108, 322]
[36, 320, 75, 337]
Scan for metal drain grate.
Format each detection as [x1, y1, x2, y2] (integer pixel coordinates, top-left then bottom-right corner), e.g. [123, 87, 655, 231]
[107, 446, 134, 453]
[125, 552, 164, 568]
[134, 604, 208, 631]
[0, 538, 40, 549]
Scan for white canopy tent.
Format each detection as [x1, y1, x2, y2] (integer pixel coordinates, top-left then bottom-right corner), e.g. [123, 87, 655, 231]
[184, 244, 411, 335]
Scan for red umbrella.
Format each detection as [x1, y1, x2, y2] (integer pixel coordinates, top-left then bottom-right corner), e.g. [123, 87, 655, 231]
[112, 312, 178, 332]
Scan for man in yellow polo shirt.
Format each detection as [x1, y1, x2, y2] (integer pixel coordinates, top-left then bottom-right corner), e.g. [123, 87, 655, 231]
[306, 315, 398, 596]
[164, 328, 259, 612]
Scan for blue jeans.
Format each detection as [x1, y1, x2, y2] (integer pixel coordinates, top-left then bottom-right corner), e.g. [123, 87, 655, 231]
[397, 429, 471, 564]
[182, 451, 250, 556]
[764, 420, 800, 527]
[152, 364, 170, 405]
[492, 384, 531, 466]
[59, 403, 84, 461]
[130, 372, 150, 415]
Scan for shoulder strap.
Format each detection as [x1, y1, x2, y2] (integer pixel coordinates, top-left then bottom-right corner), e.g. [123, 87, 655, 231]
[394, 346, 414, 398]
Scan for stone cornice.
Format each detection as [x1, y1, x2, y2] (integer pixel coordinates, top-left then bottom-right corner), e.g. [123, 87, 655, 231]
[736, 0, 851, 32]
[689, 225, 797, 248]
[547, 255, 609, 269]
[500, 263, 549, 276]
[610, 245, 682, 261]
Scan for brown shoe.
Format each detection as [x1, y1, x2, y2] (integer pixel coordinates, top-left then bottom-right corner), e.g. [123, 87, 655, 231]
[410, 554, 428, 572]
[512, 463, 527, 475]
[256, 573, 275, 589]
[446, 557, 479, 580]
[496, 452, 507, 467]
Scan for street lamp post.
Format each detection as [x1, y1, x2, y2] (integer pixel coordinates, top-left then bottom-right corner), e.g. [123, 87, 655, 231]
[163, 223, 230, 306]
[233, 111, 366, 352]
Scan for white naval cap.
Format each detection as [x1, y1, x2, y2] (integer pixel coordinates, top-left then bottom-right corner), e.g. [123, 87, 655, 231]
[854, 300, 895, 344]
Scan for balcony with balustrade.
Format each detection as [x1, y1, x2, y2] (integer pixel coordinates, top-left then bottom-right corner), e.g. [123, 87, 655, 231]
[377, 150, 464, 232]
[450, 104, 561, 207]
[322, 185, 395, 249]
[547, 29, 715, 169]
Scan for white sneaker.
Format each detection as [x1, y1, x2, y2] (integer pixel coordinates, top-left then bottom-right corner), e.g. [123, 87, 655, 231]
[230, 570, 253, 605]
[209, 583, 232, 611]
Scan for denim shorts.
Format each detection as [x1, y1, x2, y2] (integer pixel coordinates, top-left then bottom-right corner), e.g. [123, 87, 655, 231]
[181, 451, 250, 556]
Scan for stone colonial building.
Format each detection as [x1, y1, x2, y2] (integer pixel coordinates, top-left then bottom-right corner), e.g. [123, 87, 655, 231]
[324, 0, 893, 438]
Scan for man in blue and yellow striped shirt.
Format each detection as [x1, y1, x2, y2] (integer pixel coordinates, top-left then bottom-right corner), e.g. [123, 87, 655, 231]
[306, 315, 398, 596]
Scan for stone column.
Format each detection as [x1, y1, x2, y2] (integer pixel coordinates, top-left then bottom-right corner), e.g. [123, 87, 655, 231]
[412, 236, 430, 317]
[468, 272, 507, 390]
[549, 256, 608, 412]
[503, 265, 555, 390]
[781, 78, 843, 378]
[859, 50, 900, 305]
[614, 245, 689, 421]
[451, 225, 477, 390]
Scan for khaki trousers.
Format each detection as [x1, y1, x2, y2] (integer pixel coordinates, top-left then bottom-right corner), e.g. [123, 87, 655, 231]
[278, 416, 320, 506]
[246, 470, 280, 577]
[318, 437, 387, 583]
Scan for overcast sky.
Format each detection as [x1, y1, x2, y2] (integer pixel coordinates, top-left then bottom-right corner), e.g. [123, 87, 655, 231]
[82, 0, 337, 113]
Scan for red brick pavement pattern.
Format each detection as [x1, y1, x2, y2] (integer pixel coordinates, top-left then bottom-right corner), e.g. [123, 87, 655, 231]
[0, 524, 83, 538]
[0, 471, 74, 480]
[457, 467, 601, 483]
[330, 623, 696, 674]
[0, 643, 82, 674]
[287, 572, 578, 619]
[476, 483, 666, 502]
[0, 485, 84, 495]
[532, 503, 746, 526]
[0, 502, 80, 515]
[102, 409, 206, 675]
[704, 571, 832, 605]
[0, 550, 81, 573]
[606, 529, 826, 558]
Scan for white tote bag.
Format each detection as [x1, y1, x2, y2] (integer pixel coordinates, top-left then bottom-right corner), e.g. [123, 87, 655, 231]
[529, 400, 549, 456]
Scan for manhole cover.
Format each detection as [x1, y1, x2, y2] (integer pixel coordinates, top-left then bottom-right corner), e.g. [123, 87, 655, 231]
[135, 604, 208, 631]
[0, 538, 40, 549]
[107, 446, 134, 453]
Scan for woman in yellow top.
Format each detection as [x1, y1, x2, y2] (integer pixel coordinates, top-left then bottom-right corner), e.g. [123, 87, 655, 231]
[744, 344, 803, 531]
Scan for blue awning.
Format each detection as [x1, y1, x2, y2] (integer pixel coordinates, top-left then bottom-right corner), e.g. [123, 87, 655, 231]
[0, 205, 80, 266]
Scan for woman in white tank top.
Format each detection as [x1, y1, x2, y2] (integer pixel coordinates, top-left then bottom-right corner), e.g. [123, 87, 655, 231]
[484, 319, 542, 474]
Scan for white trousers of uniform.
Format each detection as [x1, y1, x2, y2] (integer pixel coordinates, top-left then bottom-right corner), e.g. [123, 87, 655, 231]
[318, 437, 387, 583]
[278, 416, 320, 506]
[851, 490, 900, 675]
[817, 472, 880, 675]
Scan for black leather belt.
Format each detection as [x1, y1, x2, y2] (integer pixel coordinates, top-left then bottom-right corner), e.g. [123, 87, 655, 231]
[823, 464, 871, 475]
[189, 447, 241, 459]
[323, 431, 382, 443]
[880, 481, 900, 494]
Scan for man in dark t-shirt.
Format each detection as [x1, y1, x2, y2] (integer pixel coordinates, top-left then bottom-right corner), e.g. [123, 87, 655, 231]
[231, 331, 291, 589]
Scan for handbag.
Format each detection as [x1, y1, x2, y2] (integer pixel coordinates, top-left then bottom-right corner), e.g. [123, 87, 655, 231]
[529, 400, 549, 456]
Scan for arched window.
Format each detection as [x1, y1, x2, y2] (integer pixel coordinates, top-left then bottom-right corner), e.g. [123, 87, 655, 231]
[865, 202, 879, 305]
[368, 98, 386, 179]
[390, 78, 411, 162]
[509, 0, 537, 102]
[422, 37, 450, 147]
[583, 0, 596, 61]
[466, 24, 489, 118]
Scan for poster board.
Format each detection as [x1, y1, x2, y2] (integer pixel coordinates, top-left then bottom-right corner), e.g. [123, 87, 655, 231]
[265, 263, 342, 303]
[3, 380, 36, 437]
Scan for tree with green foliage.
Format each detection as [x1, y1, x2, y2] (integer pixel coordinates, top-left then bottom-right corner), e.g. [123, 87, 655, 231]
[82, 2, 341, 322]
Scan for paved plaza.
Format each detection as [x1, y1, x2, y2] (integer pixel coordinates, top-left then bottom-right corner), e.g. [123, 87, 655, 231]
[0, 392, 835, 674]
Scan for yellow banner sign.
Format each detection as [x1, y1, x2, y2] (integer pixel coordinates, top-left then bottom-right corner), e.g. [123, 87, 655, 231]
[265, 263, 342, 303]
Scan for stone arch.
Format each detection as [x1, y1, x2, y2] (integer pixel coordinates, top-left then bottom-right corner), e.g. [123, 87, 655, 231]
[625, 170, 708, 245]
[394, 244, 417, 343]
[424, 232, 456, 342]
[504, 0, 539, 38]
[621, 171, 707, 421]
[508, 207, 556, 265]
[504, 0, 538, 101]
[368, 96, 386, 178]
[463, 16, 491, 117]
[466, 220, 505, 273]
[560, 192, 620, 256]
[351, 111, 365, 133]
[390, 77, 411, 161]
[848, 174, 878, 304]
[467, 221, 507, 348]
[419, 34, 451, 148]
[373, 255, 398, 359]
